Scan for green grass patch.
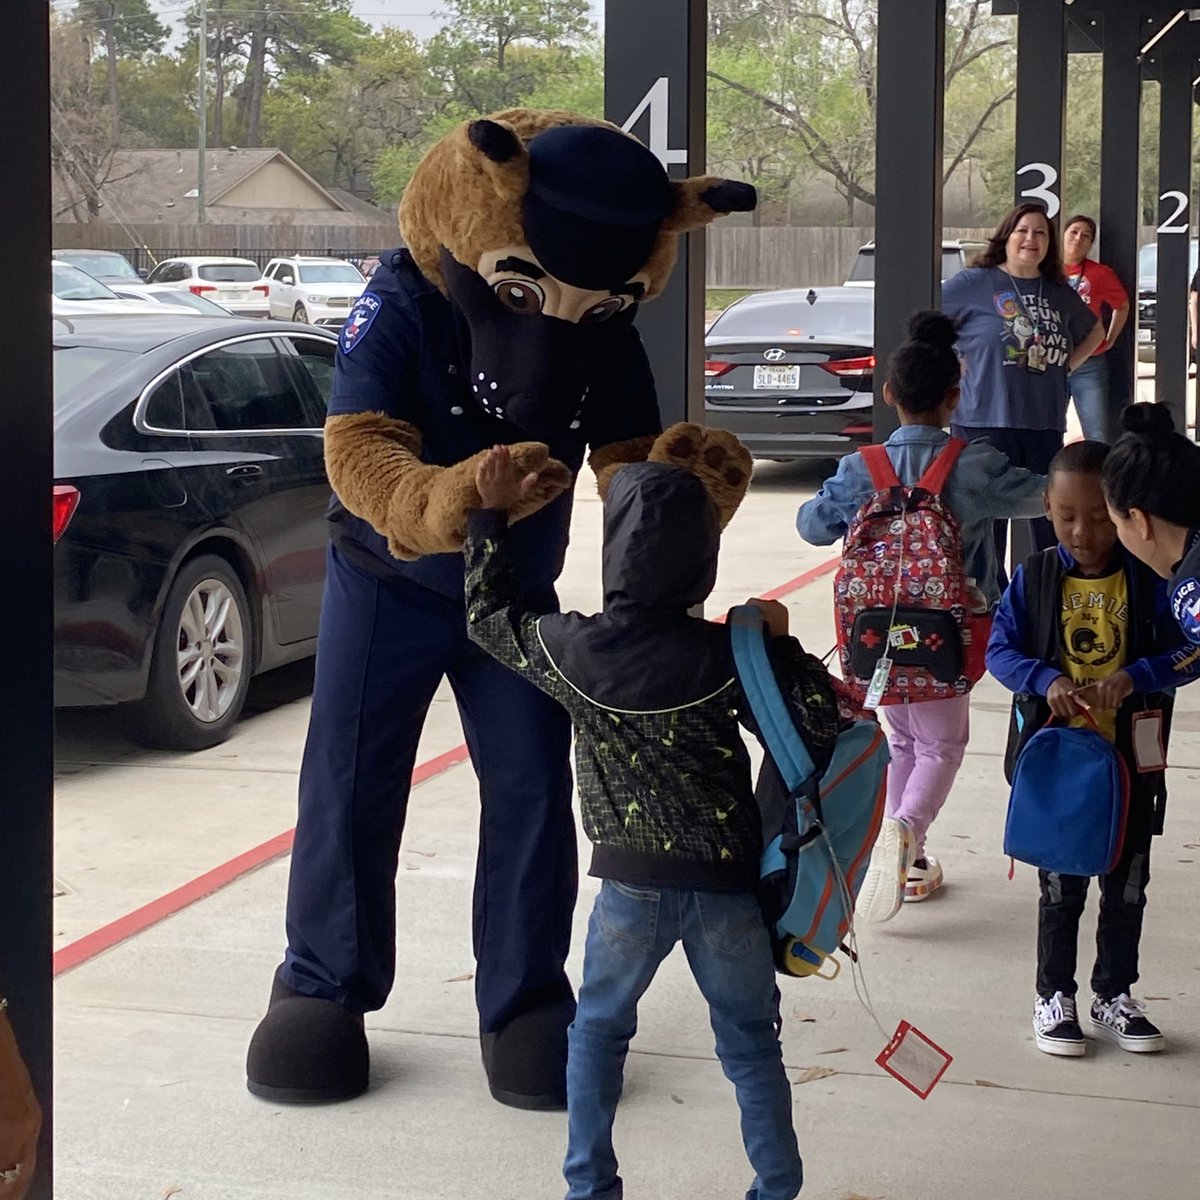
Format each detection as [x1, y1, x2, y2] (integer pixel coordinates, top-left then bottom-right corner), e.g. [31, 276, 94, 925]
[705, 288, 756, 312]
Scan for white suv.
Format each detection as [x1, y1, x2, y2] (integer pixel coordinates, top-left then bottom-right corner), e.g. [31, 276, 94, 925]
[263, 256, 366, 326]
[145, 256, 270, 317]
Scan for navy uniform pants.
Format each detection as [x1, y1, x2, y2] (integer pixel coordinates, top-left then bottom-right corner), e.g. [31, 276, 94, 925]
[280, 544, 577, 1033]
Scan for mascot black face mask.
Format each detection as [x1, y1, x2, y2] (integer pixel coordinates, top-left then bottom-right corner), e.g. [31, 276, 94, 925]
[440, 247, 639, 441]
[438, 123, 677, 441]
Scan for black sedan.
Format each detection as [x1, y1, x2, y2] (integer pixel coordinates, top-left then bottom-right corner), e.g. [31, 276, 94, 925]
[704, 286, 875, 461]
[54, 316, 337, 749]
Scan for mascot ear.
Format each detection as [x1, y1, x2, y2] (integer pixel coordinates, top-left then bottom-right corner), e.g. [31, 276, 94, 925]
[661, 177, 757, 235]
[463, 118, 529, 205]
[468, 119, 521, 163]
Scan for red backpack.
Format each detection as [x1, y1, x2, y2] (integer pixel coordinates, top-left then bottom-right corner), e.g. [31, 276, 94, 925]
[833, 439, 990, 707]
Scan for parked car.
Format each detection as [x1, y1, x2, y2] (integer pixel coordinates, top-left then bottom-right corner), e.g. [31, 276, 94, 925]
[52, 248, 145, 286]
[144, 256, 271, 318]
[1135, 240, 1199, 356]
[52, 261, 180, 318]
[262, 256, 366, 325]
[53, 315, 337, 749]
[844, 239, 985, 287]
[704, 286, 875, 461]
[109, 283, 236, 317]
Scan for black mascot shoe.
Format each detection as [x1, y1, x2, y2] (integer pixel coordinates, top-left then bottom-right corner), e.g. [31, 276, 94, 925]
[246, 975, 369, 1104]
[480, 997, 575, 1111]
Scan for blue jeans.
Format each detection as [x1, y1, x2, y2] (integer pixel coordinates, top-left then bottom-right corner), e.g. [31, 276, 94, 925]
[1068, 354, 1115, 443]
[563, 881, 802, 1200]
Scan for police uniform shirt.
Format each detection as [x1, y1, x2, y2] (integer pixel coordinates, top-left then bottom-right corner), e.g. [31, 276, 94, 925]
[326, 248, 662, 601]
[1167, 527, 1200, 646]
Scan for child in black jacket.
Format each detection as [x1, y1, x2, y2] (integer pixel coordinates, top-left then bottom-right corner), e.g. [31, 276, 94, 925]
[466, 441, 840, 1200]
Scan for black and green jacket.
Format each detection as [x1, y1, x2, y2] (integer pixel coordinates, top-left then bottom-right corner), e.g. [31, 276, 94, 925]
[464, 462, 840, 892]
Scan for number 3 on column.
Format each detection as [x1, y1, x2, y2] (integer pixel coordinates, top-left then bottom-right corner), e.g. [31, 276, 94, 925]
[1017, 162, 1060, 219]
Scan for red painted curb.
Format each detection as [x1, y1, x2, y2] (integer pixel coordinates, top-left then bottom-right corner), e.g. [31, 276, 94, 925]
[54, 555, 842, 976]
[755, 556, 839, 601]
[52, 742, 473, 976]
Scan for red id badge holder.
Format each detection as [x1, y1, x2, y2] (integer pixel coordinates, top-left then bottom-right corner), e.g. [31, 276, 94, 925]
[876, 1021, 954, 1100]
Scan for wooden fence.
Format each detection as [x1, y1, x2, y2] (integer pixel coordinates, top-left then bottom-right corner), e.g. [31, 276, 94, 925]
[53, 221, 1161, 290]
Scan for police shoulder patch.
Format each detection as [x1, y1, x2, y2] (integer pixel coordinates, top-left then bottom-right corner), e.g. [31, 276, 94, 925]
[339, 292, 383, 354]
[1171, 576, 1200, 644]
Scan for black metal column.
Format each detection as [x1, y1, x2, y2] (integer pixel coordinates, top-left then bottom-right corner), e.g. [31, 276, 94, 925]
[872, 0, 946, 438]
[1014, 0, 1068, 219]
[0, 2, 54, 1197]
[1154, 32, 1194, 431]
[1098, 6, 1141, 411]
[605, 0, 707, 427]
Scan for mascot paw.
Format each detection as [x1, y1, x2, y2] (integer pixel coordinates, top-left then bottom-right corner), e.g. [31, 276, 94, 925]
[480, 997, 575, 1111]
[647, 422, 752, 529]
[506, 442, 574, 523]
[246, 977, 369, 1104]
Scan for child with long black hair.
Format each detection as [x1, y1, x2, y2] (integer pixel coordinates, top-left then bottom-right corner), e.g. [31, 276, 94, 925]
[799, 311, 1046, 921]
[1102, 402, 1200, 647]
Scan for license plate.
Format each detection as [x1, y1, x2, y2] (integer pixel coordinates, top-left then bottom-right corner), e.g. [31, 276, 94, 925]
[1138, 328, 1153, 343]
[220, 290, 245, 301]
[754, 364, 800, 389]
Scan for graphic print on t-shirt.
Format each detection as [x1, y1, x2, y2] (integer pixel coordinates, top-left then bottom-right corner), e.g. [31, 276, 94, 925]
[993, 288, 1072, 369]
[1060, 568, 1129, 740]
[1067, 267, 1092, 306]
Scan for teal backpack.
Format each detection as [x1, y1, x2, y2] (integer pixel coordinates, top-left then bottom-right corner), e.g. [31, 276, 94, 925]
[729, 605, 890, 978]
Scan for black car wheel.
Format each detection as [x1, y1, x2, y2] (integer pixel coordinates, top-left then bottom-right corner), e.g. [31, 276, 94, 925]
[123, 554, 254, 750]
[293, 304, 309, 324]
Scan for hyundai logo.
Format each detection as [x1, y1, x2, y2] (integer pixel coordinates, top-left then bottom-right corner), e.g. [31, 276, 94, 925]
[763, 348, 786, 362]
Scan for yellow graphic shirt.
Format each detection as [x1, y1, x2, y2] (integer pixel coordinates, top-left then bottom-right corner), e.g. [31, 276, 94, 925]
[1060, 569, 1128, 741]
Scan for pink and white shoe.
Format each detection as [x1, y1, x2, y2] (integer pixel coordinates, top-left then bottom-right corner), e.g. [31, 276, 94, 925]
[904, 855, 944, 902]
[855, 817, 915, 923]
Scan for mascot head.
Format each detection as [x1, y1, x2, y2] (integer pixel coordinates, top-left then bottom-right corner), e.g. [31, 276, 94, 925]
[399, 109, 755, 440]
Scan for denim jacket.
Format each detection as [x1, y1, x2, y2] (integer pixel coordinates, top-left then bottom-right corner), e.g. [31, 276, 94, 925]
[796, 425, 1046, 609]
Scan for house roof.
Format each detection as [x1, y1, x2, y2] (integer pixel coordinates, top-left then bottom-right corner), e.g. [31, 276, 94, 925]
[52, 148, 394, 227]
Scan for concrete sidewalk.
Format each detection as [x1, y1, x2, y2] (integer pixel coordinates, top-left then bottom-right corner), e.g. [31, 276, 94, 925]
[52, 456, 1200, 1200]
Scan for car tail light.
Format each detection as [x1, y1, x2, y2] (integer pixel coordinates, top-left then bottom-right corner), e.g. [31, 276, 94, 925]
[842, 423, 874, 435]
[190, 284, 217, 296]
[820, 354, 876, 377]
[704, 360, 734, 378]
[254, 284, 270, 297]
[53, 484, 79, 542]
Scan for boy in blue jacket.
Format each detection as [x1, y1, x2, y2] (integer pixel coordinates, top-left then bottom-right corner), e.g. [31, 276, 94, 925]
[987, 440, 1200, 1058]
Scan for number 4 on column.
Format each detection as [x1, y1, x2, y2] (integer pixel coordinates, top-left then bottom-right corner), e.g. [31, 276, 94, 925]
[621, 77, 688, 169]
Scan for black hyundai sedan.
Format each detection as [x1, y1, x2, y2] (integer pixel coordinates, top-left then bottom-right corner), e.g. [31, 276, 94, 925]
[704, 286, 875, 461]
[53, 315, 337, 749]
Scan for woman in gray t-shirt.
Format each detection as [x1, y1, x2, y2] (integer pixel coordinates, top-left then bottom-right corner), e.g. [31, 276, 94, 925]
[941, 202, 1103, 579]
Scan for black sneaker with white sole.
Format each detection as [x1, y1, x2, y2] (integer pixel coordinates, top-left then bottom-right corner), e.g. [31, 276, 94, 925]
[1033, 991, 1086, 1056]
[1089, 993, 1165, 1053]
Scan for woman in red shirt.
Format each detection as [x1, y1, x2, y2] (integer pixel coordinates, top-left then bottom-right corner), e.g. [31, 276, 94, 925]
[1063, 214, 1130, 442]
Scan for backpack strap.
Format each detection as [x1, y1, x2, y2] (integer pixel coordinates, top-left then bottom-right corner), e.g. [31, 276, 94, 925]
[728, 606, 817, 800]
[1022, 547, 1063, 665]
[859, 444, 901, 492]
[914, 437, 967, 497]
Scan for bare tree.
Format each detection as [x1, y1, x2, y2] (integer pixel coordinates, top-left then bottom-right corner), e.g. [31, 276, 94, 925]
[708, 0, 1015, 215]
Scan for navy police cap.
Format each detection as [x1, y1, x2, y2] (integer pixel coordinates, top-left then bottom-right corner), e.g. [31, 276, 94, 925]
[522, 124, 675, 292]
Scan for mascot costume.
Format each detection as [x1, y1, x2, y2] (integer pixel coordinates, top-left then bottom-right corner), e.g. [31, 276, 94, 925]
[245, 108, 755, 1109]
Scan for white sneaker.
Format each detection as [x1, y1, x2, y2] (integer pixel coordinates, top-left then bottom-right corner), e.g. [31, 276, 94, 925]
[1033, 992, 1086, 1057]
[855, 817, 914, 923]
[1089, 993, 1165, 1053]
[904, 855, 944, 903]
